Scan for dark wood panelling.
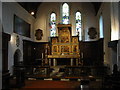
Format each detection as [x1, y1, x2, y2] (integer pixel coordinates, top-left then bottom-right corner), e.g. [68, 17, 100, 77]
[108, 40, 118, 48]
[2, 32, 11, 89]
[2, 32, 10, 72]
[33, 42, 50, 65]
[23, 39, 103, 66]
[23, 40, 49, 66]
[79, 38, 104, 66]
[23, 40, 35, 65]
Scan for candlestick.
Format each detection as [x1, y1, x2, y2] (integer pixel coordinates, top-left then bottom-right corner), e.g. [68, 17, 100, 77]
[81, 52, 83, 58]
[42, 53, 44, 59]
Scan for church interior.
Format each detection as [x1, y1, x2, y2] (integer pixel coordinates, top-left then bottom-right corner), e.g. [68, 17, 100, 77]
[1, 1, 120, 89]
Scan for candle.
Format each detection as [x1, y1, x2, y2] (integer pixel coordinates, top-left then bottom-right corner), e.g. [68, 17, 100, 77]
[42, 53, 44, 59]
[81, 52, 83, 58]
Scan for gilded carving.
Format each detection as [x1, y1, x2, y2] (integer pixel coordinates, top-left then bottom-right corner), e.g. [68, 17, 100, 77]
[52, 38, 58, 44]
[51, 24, 80, 56]
[59, 27, 70, 43]
[72, 37, 78, 43]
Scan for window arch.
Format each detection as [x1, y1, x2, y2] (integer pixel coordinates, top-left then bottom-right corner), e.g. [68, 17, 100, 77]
[99, 15, 104, 38]
[75, 11, 82, 41]
[50, 12, 56, 37]
[62, 3, 69, 24]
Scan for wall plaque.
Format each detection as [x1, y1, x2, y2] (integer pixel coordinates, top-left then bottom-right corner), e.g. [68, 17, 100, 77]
[35, 29, 43, 40]
[88, 27, 97, 39]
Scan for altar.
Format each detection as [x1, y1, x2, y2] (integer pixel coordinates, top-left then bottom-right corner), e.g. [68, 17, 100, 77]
[48, 55, 80, 58]
[47, 24, 80, 66]
[48, 55, 80, 66]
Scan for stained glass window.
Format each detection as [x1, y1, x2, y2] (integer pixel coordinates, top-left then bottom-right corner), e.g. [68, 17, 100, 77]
[99, 15, 104, 38]
[62, 3, 69, 24]
[50, 13, 56, 37]
[76, 11, 82, 41]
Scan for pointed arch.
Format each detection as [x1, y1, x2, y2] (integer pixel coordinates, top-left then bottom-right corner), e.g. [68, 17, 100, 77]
[14, 49, 22, 65]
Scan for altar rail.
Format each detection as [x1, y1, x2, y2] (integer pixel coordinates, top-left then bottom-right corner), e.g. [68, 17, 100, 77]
[14, 65, 51, 78]
[64, 66, 109, 77]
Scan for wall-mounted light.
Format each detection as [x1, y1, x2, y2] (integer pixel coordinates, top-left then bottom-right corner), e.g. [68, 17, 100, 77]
[10, 35, 15, 44]
[10, 34, 20, 46]
[111, 3, 119, 41]
[31, 11, 35, 15]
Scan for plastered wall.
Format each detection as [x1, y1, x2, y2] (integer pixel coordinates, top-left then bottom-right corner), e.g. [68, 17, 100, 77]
[2, 2, 35, 74]
[97, 2, 120, 73]
[34, 2, 97, 42]
[97, 3, 111, 70]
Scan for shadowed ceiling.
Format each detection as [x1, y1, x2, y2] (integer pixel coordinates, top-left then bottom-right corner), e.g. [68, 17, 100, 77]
[18, 2, 41, 17]
[18, 2, 102, 17]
